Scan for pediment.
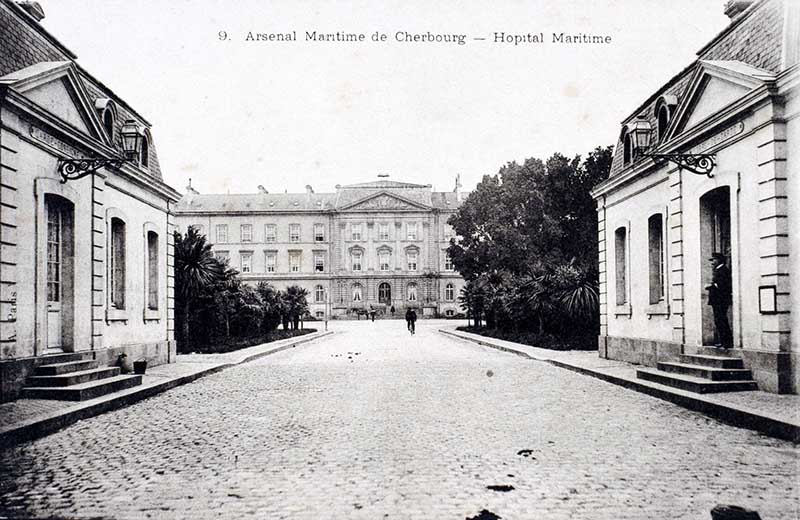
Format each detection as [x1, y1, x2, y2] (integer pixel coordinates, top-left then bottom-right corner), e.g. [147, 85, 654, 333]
[341, 192, 429, 212]
[667, 60, 775, 138]
[1, 62, 106, 142]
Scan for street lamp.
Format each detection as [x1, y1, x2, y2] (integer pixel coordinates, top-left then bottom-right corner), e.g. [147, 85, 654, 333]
[630, 115, 716, 177]
[57, 119, 144, 183]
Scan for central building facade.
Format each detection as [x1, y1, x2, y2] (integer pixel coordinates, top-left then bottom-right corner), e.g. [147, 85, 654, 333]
[174, 179, 465, 319]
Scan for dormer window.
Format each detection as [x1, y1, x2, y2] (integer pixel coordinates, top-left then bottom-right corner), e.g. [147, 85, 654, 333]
[623, 130, 632, 165]
[140, 133, 150, 168]
[95, 98, 117, 141]
[657, 105, 669, 141]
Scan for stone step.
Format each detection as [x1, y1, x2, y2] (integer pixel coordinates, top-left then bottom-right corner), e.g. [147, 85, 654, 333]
[693, 346, 739, 357]
[21, 375, 142, 401]
[657, 361, 752, 381]
[636, 368, 757, 394]
[679, 354, 744, 369]
[36, 352, 91, 365]
[27, 367, 121, 387]
[35, 360, 100, 376]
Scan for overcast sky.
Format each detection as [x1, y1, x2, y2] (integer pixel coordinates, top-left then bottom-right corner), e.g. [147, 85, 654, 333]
[41, 1, 728, 195]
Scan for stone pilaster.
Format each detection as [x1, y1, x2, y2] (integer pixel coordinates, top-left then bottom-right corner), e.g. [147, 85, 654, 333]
[91, 172, 107, 350]
[0, 129, 19, 358]
[166, 210, 176, 343]
[597, 199, 607, 339]
[668, 167, 685, 345]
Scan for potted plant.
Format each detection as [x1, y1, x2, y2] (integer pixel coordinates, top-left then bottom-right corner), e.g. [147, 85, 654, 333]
[133, 358, 148, 375]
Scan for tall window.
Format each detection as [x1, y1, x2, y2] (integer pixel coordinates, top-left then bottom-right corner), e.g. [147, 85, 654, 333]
[615, 227, 627, 305]
[444, 253, 454, 271]
[314, 252, 325, 272]
[379, 282, 391, 303]
[241, 224, 252, 243]
[240, 252, 252, 273]
[379, 223, 389, 241]
[648, 214, 665, 304]
[445, 283, 455, 301]
[265, 224, 277, 243]
[407, 251, 418, 271]
[147, 231, 159, 310]
[290, 224, 301, 243]
[314, 224, 325, 242]
[352, 251, 362, 271]
[216, 224, 228, 243]
[46, 200, 62, 304]
[289, 251, 301, 272]
[406, 223, 417, 240]
[265, 252, 276, 273]
[407, 282, 417, 302]
[352, 284, 363, 302]
[351, 223, 362, 241]
[110, 217, 126, 309]
[315, 285, 325, 303]
[379, 251, 390, 271]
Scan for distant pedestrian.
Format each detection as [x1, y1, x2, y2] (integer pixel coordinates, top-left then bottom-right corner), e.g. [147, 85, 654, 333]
[405, 308, 417, 335]
[706, 252, 733, 348]
[369, 309, 376, 322]
[390, 305, 395, 317]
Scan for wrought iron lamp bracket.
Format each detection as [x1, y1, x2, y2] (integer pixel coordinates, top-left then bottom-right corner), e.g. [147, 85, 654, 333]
[57, 157, 125, 184]
[639, 151, 716, 178]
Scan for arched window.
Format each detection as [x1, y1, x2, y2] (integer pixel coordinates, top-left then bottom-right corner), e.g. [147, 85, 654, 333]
[623, 132, 632, 165]
[352, 283, 363, 302]
[315, 285, 325, 303]
[378, 282, 391, 303]
[407, 282, 417, 302]
[147, 230, 159, 310]
[140, 134, 150, 168]
[103, 109, 115, 141]
[445, 283, 455, 302]
[657, 105, 669, 141]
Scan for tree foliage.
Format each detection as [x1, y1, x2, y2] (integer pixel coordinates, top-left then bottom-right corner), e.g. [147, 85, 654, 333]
[448, 146, 612, 338]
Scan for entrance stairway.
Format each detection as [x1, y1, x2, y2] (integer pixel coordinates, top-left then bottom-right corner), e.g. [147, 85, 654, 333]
[636, 347, 758, 393]
[21, 353, 142, 401]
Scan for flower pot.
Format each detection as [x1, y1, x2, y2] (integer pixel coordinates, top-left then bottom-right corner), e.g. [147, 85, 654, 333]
[133, 360, 148, 375]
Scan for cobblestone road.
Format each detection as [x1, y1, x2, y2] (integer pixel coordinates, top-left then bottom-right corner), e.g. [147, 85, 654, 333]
[1, 321, 797, 519]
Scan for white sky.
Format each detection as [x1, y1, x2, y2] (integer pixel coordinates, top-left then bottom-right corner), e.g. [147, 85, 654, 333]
[41, 0, 729, 195]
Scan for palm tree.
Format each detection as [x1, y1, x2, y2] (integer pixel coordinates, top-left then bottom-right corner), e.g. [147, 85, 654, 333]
[281, 285, 309, 329]
[174, 228, 223, 348]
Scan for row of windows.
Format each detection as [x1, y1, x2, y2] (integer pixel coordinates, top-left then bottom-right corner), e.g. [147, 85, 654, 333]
[190, 222, 453, 244]
[312, 282, 457, 303]
[108, 218, 160, 311]
[214, 249, 454, 274]
[614, 214, 665, 306]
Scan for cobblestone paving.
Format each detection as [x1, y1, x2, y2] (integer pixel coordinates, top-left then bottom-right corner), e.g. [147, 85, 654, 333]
[0, 320, 797, 519]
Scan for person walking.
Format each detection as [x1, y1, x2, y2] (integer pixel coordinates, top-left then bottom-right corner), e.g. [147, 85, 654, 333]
[405, 307, 417, 335]
[705, 252, 733, 348]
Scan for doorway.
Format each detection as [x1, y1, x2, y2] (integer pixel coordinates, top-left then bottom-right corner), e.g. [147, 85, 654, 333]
[44, 195, 75, 352]
[378, 282, 392, 305]
[699, 187, 731, 346]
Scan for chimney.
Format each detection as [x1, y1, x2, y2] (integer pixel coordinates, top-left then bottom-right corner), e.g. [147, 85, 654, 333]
[724, 0, 754, 20]
[17, 1, 45, 21]
[183, 179, 199, 204]
[257, 185, 268, 194]
[305, 185, 314, 194]
[454, 173, 463, 202]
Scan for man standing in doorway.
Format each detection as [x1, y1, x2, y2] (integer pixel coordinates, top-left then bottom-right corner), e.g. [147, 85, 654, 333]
[706, 253, 733, 348]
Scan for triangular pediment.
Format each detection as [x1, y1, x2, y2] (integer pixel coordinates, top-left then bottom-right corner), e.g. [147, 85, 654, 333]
[340, 191, 430, 212]
[0, 62, 106, 142]
[667, 60, 775, 138]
